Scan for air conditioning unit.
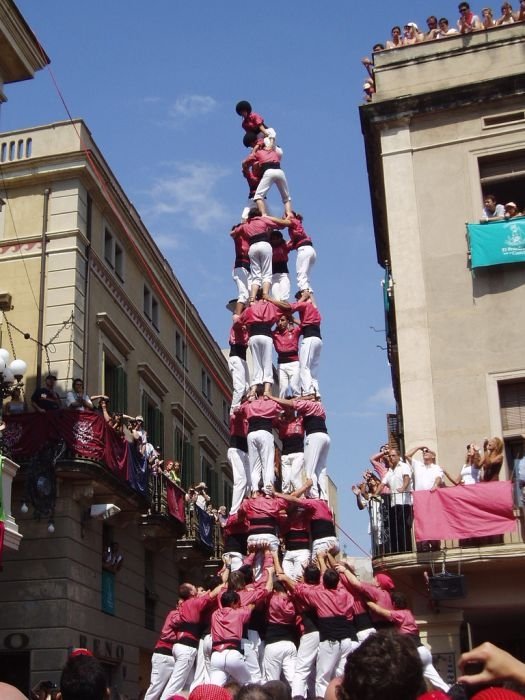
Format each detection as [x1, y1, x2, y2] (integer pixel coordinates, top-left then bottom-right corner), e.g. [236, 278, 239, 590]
[429, 572, 467, 600]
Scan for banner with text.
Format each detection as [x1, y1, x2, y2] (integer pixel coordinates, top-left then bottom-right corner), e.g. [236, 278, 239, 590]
[468, 217, 525, 269]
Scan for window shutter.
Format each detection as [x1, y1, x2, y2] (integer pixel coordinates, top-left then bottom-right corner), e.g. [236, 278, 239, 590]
[499, 381, 525, 435]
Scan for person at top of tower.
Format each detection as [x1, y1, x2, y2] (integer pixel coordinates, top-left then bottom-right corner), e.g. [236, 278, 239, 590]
[242, 134, 292, 218]
[236, 100, 276, 144]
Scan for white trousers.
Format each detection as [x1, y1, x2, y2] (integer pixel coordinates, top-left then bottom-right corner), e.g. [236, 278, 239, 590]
[232, 266, 250, 303]
[316, 638, 355, 698]
[228, 447, 250, 514]
[160, 643, 197, 700]
[249, 335, 274, 385]
[418, 645, 450, 692]
[210, 649, 252, 686]
[312, 536, 340, 558]
[304, 432, 331, 499]
[271, 272, 290, 301]
[292, 630, 319, 698]
[224, 550, 244, 571]
[278, 361, 301, 398]
[190, 634, 212, 690]
[282, 548, 310, 580]
[254, 168, 291, 205]
[242, 631, 263, 683]
[356, 627, 376, 643]
[228, 356, 249, 410]
[296, 245, 317, 292]
[263, 640, 297, 684]
[247, 429, 275, 492]
[249, 241, 272, 286]
[144, 652, 174, 700]
[299, 336, 322, 395]
[281, 451, 304, 493]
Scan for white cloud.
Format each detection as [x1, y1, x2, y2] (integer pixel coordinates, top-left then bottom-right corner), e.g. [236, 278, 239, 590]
[366, 385, 395, 409]
[146, 161, 230, 232]
[168, 95, 217, 125]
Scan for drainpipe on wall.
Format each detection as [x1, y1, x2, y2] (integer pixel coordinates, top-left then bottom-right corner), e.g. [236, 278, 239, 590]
[35, 188, 51, 388]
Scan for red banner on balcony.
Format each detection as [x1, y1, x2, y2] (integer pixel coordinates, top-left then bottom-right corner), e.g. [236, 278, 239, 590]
[166, 481, 185, 524]
[413, 481, 516, 541]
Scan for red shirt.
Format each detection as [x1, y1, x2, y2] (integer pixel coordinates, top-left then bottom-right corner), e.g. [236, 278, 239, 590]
[240, 300, 281, 328]
[294, 582, 354, 621]
[390, 608, 419, 636]
[283, 499, 314, 535]
[291, 300, 321, 326]
[267, 592, 296, 625]
[233, 232, 250, 266]
[244, 147, 281, 168]
[223, 512, 247, 536]
[276, 414, 304, 440]
[272, 241, 289, 264]
[156, 608, 181, 649]
[238, 495, 288, 533]
[229, 322, 249, 347]
[177, 594, 217, 643]
[238, 397, 281, 422]
[233, 216, 281, 243]
[272, 325, 301, 359]
[306, 497, 333, 523]
[293, 399, 326, 420]
[211, 606, 252, 644]
[287, 216, 313, 249]
[242, 112, 264, 133]
[229, 411, 248, 438]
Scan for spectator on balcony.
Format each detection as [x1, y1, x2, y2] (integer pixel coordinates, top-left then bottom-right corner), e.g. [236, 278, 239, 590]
[352, 472, 384, 554]
[518, 0, 525, 20]
[457, 2, 483, 32]
[497, 2, 517, 22]
[369, 444, 391, 479]
[31, 373, 61, 413]
[66, 378, 94, 411]
[377, 448, 413, 553]
[405, 446, 444, 492]
[385, 26, 403, 48]
[195, 483, 212, 510]
[481, 194, 505, 221]
[504, 201, 522, 218]
[165, 460, 182, 485]
[403, 23, 424, 44]
[479, 437, 504, 481]
[3, 387, 27, 416]
[444, 443, 481, 485]
[481, 7, 498, 27]
[424, 16, 440, 39]
[436, 17, 459, 36]
[218, 505, 228, 528]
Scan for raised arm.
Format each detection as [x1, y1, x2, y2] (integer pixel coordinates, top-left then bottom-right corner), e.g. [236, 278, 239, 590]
[367, 601, 392, 619]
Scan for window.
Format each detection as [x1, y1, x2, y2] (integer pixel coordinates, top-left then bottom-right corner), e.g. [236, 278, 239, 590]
[174, 427, 195, 490]
[201, 369, 212, 403]
[498, 380, 525, 481]
[222, 399, 230, 426]
[175, 331, 188, 369]
[143, 285, 159, 331]
[201, 453, 219, 505]
[479, 149, 525, 209]
[103, 352, 127, 414]
[142, 392, 164, 452]
[104, 228, 124, 281]
[144, 550, 157, 631]
[223, 481, 233, 509]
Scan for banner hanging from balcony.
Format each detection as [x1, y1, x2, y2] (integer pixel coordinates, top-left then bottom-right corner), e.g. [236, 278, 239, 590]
[197, 507, 214, 549]
[413, 481, 516, 541]
[166, 481, 185, 524]
[468, 217, 525, 269]
[3, 412, 147, 497]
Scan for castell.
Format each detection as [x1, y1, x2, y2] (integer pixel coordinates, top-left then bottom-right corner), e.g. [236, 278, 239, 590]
[143, 100, 451, 699]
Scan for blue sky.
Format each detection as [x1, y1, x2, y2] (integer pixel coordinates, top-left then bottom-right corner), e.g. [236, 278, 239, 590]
[1, 0, 469, 553]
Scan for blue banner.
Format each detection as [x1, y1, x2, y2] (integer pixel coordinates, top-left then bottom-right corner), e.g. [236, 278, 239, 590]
[468, 217, 525, 269]
[197, 507, 214, 549]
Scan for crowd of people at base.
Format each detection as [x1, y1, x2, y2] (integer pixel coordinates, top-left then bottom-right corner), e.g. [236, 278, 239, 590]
[143, 551, 453, 700]
[480, 194, 524, 222]
[3, 639, 525, 700]
[352, 437, 505, 553]
[361, 1, 525, 100]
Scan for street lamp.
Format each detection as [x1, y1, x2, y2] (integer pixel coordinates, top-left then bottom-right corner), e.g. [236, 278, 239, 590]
[0, 348, 27, 399]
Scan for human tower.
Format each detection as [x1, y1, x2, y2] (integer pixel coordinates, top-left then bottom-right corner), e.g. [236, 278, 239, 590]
[144, 100, 452, 700]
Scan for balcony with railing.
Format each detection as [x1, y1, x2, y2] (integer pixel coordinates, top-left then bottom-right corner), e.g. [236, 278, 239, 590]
[368, 481, 525, 572]
[1, 410, 223, 561]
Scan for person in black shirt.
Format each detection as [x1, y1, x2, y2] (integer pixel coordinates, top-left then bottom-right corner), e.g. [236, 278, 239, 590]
[31, 374, 61, 412]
